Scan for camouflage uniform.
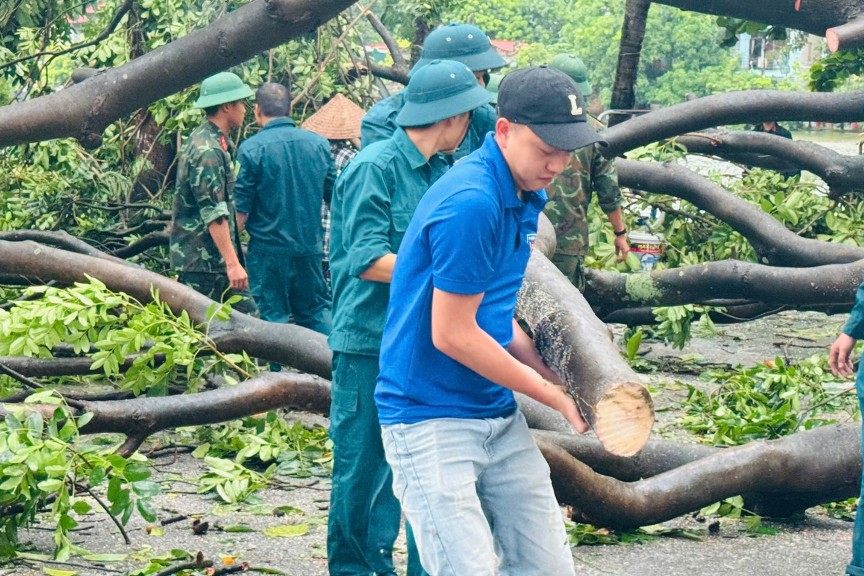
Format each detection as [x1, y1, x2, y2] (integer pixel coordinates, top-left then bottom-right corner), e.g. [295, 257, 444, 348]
[170, 121, 257, 314]
[543, 117, 622, 292]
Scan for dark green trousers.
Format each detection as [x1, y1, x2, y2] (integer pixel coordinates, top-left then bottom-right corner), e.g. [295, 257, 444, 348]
[327, 351, 425, 576]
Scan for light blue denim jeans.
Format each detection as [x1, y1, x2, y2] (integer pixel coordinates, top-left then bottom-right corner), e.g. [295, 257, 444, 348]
[381, 410, 575, 576]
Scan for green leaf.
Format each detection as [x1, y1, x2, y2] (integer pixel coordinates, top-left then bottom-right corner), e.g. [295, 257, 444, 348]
[42, 568, 78, 576]
[263, 523, 309, 538]
[137, 498, 157, 522]
[132, 480, 161, 498]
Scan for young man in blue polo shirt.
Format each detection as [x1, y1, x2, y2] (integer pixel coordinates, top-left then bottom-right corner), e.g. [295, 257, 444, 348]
[375, 67, 598, 575]
[327, 60, 492, 576]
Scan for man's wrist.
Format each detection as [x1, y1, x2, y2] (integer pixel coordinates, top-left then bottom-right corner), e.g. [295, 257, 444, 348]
[614, 227, 628, 237]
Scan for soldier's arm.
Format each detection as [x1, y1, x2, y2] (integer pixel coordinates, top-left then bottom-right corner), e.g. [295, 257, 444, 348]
[191, 149, 233, 226]
[593, 152, 629, 260]
[192, 149, 248, 289]
[208, 218, 248, 290]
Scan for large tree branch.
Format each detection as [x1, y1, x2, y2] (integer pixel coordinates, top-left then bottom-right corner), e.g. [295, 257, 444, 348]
[649, 0, 862, 38]
[517, 217, 654, 457]
[603, 90, 864, 157]
[676, 130, 864, 198]
[583, 259, 864, 318]
[617, 159, 864, 266]
[537, 422, 861, 528]
[0, 0, 358, 148]
[0, 239, 333, 378]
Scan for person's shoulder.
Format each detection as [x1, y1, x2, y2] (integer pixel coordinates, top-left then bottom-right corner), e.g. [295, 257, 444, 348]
[294, 126, 331, 147]
[364, 92, 404, 121]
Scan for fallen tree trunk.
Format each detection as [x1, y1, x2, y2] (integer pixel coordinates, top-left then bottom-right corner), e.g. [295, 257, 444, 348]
[675, 130, 864, 199]
[603, 90, 864, 157]
[649, 0, 862, 39]
[518, 228, 654, 457]
[0, 372, 332, 456]
[583, 259, 864, 318]
[0, 0, 359, 148]
[537, 422, 862, 527]
[617, 159, 864, 267]
[0, 239, 333, 379]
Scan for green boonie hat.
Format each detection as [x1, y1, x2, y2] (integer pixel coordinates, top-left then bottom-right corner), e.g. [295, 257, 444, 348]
[194, 72, 254, 109]
[486, 72, 503, 105]
[411, 23, 507, 75]
[548, 53, 592, 96]
[396, 59, 493, 127]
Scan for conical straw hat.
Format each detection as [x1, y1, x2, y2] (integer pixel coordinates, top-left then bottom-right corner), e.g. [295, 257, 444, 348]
[301, 93, 366, 140]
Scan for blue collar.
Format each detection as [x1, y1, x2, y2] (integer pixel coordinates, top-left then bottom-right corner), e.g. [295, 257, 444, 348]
[262, 117, 297, 131]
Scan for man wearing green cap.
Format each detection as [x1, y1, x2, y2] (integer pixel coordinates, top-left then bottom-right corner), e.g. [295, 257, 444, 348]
[327, 59, 492, 576]
[545, 53, 630, 292]
[170, 71, 258, 314]
[360, 23, 505, 161]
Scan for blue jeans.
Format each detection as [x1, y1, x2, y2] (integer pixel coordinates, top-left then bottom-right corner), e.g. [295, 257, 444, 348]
[382, 411, 575, 576]
[847, 394, 864, 576]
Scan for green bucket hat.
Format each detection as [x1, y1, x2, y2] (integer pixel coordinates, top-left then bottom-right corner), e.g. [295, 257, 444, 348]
[548, 53, 592, 96]
[411, 23, 507, 75]
[194, 72, 254, 109]
[396, 59, 493, 127]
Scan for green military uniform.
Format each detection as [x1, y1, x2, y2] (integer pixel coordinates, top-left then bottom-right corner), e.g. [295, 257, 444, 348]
[543, 116, 622, 292]
[170, 120, 257, 314]
[361, 91, 497, 162]
[327, 128, 449, 576]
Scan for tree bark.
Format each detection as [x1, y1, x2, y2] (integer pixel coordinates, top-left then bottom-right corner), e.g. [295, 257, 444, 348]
[649, 0, 863, 38]
[675, 130, 864, 199]
[827, 15, 864, 52]
[518, 226, 654, 457]
[609, 0, 651, 126]
[0, 372, 332, 456]
[537, 422, 861, 527]
[0, 0, 358, 148]
[603, 90, 864, 157]
[0, 239, 333, 379]
[583, 259, 864, 320]
[616, 159, 864, 267]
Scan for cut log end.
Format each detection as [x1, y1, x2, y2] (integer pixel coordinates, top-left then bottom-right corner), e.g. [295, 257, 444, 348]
[826, 29, 840, 53]
[592, 381, 655, 457]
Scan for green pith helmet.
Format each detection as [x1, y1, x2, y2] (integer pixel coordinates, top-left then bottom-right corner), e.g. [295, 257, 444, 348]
[548, 53, 592, 96]
[486, 72, 503, 105]
[411, 23, 507, 75]
[396, 59, 493, 127]
[193, 72, 254, 109]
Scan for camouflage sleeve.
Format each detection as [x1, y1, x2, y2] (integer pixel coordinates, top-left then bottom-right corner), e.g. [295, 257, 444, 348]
[593, 150, 623, 213]
[190, 147, 231, 226]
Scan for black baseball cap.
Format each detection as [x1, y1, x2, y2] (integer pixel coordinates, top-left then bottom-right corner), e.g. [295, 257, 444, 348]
[497, 66, 606, 152]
